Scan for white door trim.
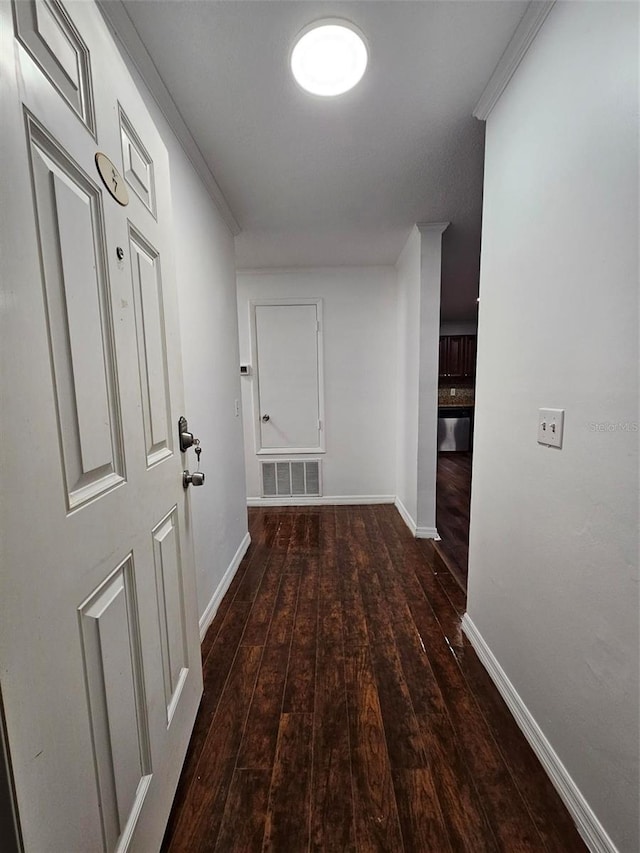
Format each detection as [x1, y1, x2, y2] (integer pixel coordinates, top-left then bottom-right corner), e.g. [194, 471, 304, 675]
[249, 297, 326, 455]
[0, 688, 22, 853]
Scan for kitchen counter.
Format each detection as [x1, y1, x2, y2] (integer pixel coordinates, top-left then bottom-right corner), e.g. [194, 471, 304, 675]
[438, 386, 475, 407]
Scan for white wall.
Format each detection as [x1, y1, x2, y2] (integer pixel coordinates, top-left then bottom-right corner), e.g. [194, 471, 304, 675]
[106, 21, 249, 627]
[395, 226, 445, 535]
[237, 268, 397, 501]
[170, 155, 249, 625]
[395, 228, 421, 524]
[416, 226, 446, 535]
[467, 4, 639, 851]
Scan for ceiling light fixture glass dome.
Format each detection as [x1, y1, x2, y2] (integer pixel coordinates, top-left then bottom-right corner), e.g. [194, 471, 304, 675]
[290, 19, 368, 97]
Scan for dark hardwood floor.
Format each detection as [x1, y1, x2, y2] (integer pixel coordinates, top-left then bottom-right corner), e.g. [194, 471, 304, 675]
[163, 505, 585, 852]
[435, 452, 472, 590]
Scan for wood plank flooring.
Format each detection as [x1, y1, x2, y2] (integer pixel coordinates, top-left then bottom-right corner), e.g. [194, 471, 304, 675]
[435, 452, 472, 589]
[162, 505, 586, 853]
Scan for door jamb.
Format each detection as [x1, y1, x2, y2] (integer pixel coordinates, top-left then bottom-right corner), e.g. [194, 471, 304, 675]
[0, 687, 24, 853]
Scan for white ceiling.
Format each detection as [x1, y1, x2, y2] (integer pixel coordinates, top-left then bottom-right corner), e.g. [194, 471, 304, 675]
[120, 0, 527, 320]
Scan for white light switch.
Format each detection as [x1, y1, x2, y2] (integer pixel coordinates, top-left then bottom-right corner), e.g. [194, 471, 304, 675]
[538, 408, 564, 448]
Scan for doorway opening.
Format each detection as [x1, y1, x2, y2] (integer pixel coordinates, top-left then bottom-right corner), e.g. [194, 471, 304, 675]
[435, 326, 477, 590]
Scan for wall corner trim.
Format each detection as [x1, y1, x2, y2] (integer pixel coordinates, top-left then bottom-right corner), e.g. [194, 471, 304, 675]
[198, 532, 251, 642]
[416, 222, 450, 235]
[473, 1, 556, 121]
[394, 497, 417, 536]
[95, 0, 241, 236]
[461, 614, 620, 853]
[415, 527, 438, 539]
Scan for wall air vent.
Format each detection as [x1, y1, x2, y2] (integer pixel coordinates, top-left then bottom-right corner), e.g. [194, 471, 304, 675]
[261, 460, 321, 498]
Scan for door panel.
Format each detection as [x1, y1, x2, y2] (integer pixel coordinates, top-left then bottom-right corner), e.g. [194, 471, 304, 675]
[27, 114, 125, 507]
[119, 106, 156, 215]
[79, 556, 152, 852]
[254, 302, 322, 452]
[13, 0, 95, 130]
[152, 507, 189, 724]
[0, 2, 202, 851]
[129, 227, 173, 467]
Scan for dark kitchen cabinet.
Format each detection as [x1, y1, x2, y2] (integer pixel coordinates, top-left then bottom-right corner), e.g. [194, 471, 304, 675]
[439, 336, 448, 377]
[439, 334, 477, 380]
[447, 336, 466, 377]
[463, 335, 477, 377]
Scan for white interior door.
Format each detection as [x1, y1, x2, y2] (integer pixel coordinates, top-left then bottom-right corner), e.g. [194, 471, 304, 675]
[253, 302, 324, 453]
[0, 2, 202, 851]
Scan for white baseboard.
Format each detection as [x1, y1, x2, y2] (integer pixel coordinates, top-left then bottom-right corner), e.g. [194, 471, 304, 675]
[462, 614, 619, 853]
[394, 496, 417, 535]
[416, 526, 439, 539]
[248, 495, 437, 542]
[198, 532, 251, 642]
[394, 497, 438, 539]
[247, 495, 395, 507]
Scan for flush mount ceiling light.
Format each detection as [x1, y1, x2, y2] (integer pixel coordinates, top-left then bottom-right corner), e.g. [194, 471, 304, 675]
[290, 19, 368, 97]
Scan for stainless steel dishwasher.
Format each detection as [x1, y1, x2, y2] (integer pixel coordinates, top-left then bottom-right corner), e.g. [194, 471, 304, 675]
[437, 407, 472, 452]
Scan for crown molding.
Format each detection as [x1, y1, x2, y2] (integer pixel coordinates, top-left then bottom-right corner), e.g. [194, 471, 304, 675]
[417, 222, 450, 235]
[96, 0, 241, 236]
[473, 0, 556, 121]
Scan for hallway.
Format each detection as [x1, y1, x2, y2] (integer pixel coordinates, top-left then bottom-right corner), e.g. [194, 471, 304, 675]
[163, 506, 584, 852]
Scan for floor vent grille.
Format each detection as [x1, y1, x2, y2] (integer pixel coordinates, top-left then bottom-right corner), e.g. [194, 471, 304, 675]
[261, 460, 321, 497]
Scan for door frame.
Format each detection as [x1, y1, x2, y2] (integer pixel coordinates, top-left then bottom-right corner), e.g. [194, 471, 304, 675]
[249, 297, 325, 455]
[0, 687, 22, 853]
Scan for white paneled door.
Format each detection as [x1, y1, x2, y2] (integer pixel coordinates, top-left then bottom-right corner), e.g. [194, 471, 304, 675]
[0, 2, 202, 851]
[253, 301, 324, 453]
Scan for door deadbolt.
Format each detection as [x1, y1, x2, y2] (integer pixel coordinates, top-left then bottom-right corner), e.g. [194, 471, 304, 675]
[179, 417, 205, 486]
[261, 414, 270, 422]
[183, 470, 205, 489]
[178, 416, 195, 452]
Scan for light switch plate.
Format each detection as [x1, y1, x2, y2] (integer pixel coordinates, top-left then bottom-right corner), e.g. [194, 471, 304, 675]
[538, 408, 564, 448]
